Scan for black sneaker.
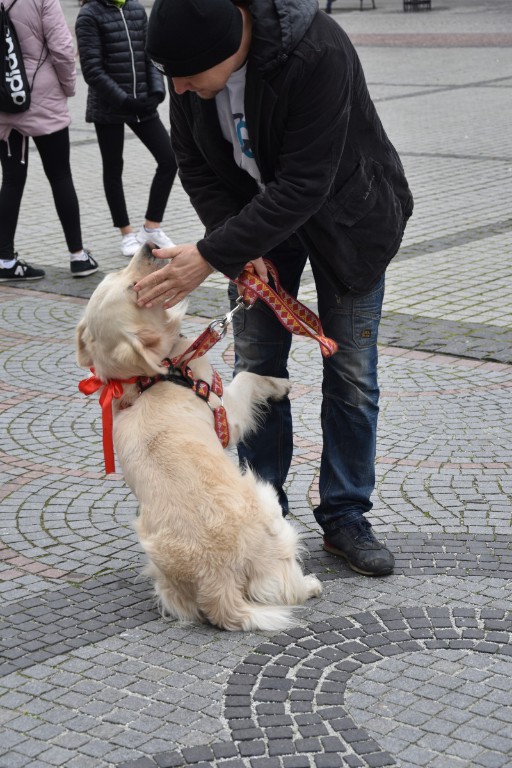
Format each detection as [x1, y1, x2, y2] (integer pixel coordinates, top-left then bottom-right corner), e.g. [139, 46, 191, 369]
[323, 518, 394, 576]
[70, 250, 99, 278]
[0, 257, 45, 281]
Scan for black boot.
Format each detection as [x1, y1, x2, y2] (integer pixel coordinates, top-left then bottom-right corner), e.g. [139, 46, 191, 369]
[323, 518, 394, 576]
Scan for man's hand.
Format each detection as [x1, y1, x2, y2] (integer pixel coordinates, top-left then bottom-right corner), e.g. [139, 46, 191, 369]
[134, 243, 214, 308]
[246, 257, 268, 282]
[236, 256, 268, 296]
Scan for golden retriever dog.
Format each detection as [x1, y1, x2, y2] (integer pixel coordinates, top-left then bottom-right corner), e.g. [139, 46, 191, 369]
[76, 244, 322, 631]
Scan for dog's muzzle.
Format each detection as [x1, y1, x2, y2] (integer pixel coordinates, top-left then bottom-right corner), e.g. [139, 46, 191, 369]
[135, 242, 170, 272]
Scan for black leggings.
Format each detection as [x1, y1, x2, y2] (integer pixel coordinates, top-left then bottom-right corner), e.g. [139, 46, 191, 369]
[95, 117, 177, 229]
[0, 127, 83, 259]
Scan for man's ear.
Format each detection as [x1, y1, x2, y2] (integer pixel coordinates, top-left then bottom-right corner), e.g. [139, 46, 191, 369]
[76, 318, 93, 367]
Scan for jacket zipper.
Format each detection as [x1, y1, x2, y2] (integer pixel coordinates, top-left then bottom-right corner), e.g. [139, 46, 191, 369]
[118, 7, 139, 121]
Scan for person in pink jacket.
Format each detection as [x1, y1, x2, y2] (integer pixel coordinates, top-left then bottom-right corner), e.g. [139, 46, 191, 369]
[0, 0, 98, 280]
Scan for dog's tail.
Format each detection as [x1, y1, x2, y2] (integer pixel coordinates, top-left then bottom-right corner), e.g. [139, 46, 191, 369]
[238, 603, 298, 633]
[197, 581, 300, 632]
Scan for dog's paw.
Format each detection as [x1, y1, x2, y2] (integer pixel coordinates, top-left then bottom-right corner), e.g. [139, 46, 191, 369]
[263, 376, 292, 401]
[304, 574, 323, 598]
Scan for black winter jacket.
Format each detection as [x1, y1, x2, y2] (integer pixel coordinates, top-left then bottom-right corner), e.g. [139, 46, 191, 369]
[76, 0, 165, 124]
[169, 0, 413, 294]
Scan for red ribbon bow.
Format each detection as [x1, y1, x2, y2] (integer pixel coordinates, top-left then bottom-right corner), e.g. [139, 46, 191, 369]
[78, 368, 139, 475]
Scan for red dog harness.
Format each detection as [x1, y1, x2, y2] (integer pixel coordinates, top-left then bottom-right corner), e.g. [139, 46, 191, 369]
[79, 261, 338, 476]
[137, 357, 229, 450]
[79, 350, 229, 476]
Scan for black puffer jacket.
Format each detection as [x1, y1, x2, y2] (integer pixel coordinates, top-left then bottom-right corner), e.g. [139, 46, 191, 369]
[167, 0, 413, 294]
[76, 0, 165, 124]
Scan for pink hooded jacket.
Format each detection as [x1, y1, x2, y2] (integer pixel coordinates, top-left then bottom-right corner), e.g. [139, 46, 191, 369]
[0, 0, 76, 142]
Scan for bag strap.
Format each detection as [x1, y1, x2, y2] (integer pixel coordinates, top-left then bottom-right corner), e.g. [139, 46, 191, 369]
[3, 0, 49, 93]
[30, 44, 48, 90]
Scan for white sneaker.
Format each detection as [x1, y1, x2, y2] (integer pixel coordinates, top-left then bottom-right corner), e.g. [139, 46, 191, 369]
[121, 232, 139, 257]
[136, 225, 175, 249]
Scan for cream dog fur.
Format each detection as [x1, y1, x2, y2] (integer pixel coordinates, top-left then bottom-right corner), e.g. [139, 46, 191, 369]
[76, 245, 322, 631]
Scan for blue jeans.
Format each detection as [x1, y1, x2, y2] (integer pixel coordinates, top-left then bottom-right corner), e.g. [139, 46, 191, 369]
[228, 239, 384, 533]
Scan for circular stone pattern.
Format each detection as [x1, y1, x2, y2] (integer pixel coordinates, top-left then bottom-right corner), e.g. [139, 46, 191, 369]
[346, 649, 512, 767]
[219, 607, 511, 768]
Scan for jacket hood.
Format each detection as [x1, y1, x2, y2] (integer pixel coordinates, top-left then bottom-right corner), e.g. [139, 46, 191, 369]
[249, 0, 319, 76]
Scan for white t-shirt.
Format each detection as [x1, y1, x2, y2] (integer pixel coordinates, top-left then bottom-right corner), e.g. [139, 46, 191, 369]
[215, 63, 264, 189]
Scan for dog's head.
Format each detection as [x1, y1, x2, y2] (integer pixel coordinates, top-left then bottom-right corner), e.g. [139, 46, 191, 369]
[76, 243, 187, 381]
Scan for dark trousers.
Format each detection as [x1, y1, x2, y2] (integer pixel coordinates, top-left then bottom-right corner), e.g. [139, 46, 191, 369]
[95, 117, 177, 229]
[228, 240, 383, 529]
[0, 127, 83, 259]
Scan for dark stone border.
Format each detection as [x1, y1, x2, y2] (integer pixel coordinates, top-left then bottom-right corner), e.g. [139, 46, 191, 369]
[379, 312, 512, 364]
[309, 532, 512, 581]
[1, 532, 511, 678]
[5, 270, 512, 363]
[0, 573, 157, 678]
[118, 606, 512, 768]
[395, 218, 512, 261]
[0, 272, 227, 321]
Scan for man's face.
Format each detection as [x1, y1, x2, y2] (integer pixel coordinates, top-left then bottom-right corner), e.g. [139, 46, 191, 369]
[171, 54, 238, 99]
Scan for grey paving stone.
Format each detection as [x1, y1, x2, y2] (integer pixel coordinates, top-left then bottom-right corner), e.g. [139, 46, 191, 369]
[153, 754, 187, 768]
[118, 759, 156, 768]
[282, 757, 311, 768]
[313, 754, 343, 767]
[37, 746, 76, 766]
[0, 752, 34, 768]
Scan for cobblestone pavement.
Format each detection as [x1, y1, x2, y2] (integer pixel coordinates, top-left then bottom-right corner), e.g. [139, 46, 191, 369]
[1, 1, 511, 766]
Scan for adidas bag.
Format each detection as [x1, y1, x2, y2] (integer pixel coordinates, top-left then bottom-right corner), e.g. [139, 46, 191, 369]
[0, 0, 31, 113]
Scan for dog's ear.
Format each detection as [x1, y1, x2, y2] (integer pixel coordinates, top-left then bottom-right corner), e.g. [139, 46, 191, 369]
[164, 300, 188, 327]
[136, 328, 161, 350]
[76, 317, 93, 368]
[136, 327, 168, 373]
[162, 300, 188, 344]
[112, 328, 166, 375]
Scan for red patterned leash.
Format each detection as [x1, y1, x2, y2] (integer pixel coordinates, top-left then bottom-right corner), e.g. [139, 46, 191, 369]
[234, 259, 338, 358]
[170, 296, 247, 369]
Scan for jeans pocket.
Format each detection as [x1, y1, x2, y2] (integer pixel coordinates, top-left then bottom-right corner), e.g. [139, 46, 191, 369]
[352, 277, 384, 350]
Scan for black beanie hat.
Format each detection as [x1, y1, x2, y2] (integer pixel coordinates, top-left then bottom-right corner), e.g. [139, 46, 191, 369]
[147, 0, 243, 78]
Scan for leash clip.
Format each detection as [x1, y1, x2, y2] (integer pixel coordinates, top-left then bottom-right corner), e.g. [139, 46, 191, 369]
[226, 294, 252, 322]
[210, 295, 250, 337]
